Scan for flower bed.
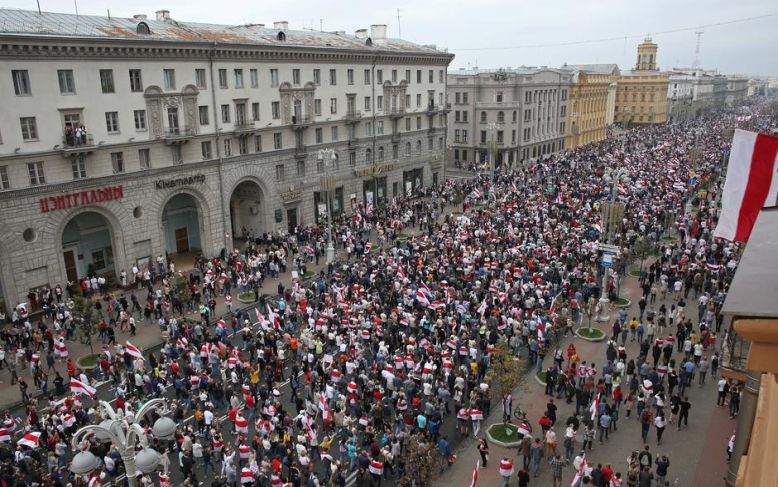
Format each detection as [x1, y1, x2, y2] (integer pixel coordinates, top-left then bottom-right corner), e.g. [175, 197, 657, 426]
[613, 297, 631, 308]
[576, 327, 606, 342]
[486, 423, 523, 447]
[237, 291, 257, 303]
[76, 353, 99, 370]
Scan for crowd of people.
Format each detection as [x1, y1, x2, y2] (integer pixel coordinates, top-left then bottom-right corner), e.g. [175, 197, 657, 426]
[0, 103, 773, 487]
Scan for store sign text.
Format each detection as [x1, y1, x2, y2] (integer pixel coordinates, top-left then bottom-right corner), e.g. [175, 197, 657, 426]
[39, 185, 124, 213]
[155, 174, 206, 190]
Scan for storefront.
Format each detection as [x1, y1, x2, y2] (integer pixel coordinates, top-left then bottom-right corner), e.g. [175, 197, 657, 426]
[403, 168, 424, 195]
[313, 187, 343, 224]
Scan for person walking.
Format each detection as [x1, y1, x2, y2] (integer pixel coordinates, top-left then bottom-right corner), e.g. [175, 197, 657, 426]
[677, 397, 691, 430]
[549, 453, 566, 487]
[655, 454, 670, 486]
[639, 407, 654, 443]
[499, 457, 514, 487]
[478, 438, 489, 469]
[530, 437, 544, 477]
[654, 413, 667, 445]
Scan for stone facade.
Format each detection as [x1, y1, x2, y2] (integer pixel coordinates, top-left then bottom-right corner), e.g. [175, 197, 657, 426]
[614, 38, 669, 125]
[561, 68, 617, 149]
[0, 9, 453, 310]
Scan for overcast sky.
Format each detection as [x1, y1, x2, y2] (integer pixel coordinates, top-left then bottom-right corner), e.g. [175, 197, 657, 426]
[6, 0, 777, 76]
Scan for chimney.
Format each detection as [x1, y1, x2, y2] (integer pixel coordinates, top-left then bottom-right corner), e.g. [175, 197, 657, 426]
[133, 14, 147, 21]
[155, 10, 170, 21]
[355, 29, 368, 39]
[370, 24, 387, 41]
[274, 21, 288, 31]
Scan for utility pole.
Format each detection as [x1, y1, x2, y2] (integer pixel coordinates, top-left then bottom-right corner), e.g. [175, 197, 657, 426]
[692, 31, 703, 69]
[396, 8, 402, 38]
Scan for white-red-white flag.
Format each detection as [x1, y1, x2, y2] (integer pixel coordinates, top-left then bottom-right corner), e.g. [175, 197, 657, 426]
[715, 129, 778, 242]
[17, 431, 41, 448]
[469, 460, 479, 487]
[70, 378, 97, 397]
[125, 341, 144, 360]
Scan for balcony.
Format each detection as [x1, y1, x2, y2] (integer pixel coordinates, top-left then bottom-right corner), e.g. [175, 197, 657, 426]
[164, 127, 195, 145]
[291, 115, 311, 130]
[344, 110, 362, 123]
[294, 144, 307, 159]
[475, 101, 522, 109]
[60, 133, 96, 155]
[233, 120, 256, 134]
[347, 138, 359, 148]
[389, 108, 405, 119]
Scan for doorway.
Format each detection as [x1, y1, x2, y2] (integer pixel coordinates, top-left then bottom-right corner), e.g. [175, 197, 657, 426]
[175, 228, 190, 253]
[63, 249, 78, 282]
[61, 211, 116, 280]
[287, 208, 298, 234]
[161, 193, 202, 256]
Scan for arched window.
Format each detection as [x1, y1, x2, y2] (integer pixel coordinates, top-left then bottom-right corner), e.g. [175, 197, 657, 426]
[277, 31, 286, 41]
[365, 37, 373, 46]
[365, 148, 372, 163]
[136, 22, 151, 35]
[378, 146, 384, 161]
[405, 142, 411, 156]
[497, 111, 504, 123]
[480, 111, 487, 123]
[416, 140, 422, 154]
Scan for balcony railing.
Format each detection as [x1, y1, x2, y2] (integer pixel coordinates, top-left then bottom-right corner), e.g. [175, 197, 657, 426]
[61, 133, 95, 148]
[389, 108, 405, 118]
[292, 115, 311, 126]
[164, 127, 195, 144]
[233, 120, 256, 132]
[345, 110, 362, 122]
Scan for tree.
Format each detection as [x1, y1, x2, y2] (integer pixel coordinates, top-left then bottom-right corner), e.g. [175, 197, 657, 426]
[71, 295, 96, 354]
[396, 433, 441, 487]
[173, 274, 193, 313]
[632, 236, 654, 276]
[484, 340, 525, 423]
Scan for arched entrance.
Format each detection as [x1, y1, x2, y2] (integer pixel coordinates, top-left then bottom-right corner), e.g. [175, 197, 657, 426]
[161, 193, 203, 257]
[61, 211, 116, 282]
[229, 180, 266, 243]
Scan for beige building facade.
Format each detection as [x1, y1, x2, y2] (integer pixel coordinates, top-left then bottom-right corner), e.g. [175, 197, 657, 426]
[560, 64, 619, 149]
[0, 9, 453, 312]
[614, 38, 669, 125]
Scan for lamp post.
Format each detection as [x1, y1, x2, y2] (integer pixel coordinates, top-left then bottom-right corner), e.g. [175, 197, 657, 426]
[487, 121, 501, 175]
[70, 399, 176, 487]
[318, 149, 337, 264]
[596, 168, 629, 322]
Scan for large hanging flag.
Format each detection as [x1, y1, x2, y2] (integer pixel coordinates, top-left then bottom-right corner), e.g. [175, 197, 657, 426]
[125, 341, 144, 361]
[714, 129, 778, 242]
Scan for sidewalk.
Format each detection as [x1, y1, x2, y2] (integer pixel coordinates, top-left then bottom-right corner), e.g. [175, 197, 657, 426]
[436, 259, 733, 487]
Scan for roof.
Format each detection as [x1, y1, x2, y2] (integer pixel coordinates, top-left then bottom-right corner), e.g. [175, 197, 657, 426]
[722, 208, 778, 319]
[448, 66, 570, 76]
[560, 63, 620, 75]
[0, 8, 450, 56]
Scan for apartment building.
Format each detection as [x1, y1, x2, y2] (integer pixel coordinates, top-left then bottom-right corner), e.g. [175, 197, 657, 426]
[559, 64, 619, 149]
[0, 8, 453, 311]
[448, 67, 570, 169]
[614, 38, 669, 125]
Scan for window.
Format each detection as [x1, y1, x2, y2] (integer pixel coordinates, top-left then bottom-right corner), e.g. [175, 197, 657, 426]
[331, 126, 339, 141]
[110, 152, 124, 174]
[221, 105, 230, 123]
[416, 70, 422, 84]
[194, 68, 207, 89]
[0, 166, 9, 190]
[463, 111, 469, 122]
[163, 69, 176, 90]
[199, 106, 209, 125]
[365, 96, 371, 111]
[364, 69, 371, 84]
[378, 146, 385, 161]
[134, 110, 146, 130]
[273, 132, 282, 150]
[291, 68, 300, 86]
[27, 162, 45, 185]
[12, 70, 31, 95]
[201, 141, 212, 159]
[347, 69, 354, 85]
[218, 69, 228, 88]
[105, 112, 120, 133]
[428, 137, 433, 149]
[481, 111, 487, 123]
[366, 148, 372, 163]
[128, 69, 142, 92]
[524, 109, 532, 122]
[416, 117, 422, 130]
[254, 135, 262, 152]
[364, 121, 373, 136]
[271, 102, 280, 119]
[455, 111, 460, 122]
[525, 91, 531, 103]
[405, 118, 411, 131]
[275, 164, 285, 180]
[560, 121, 566, 133]
[270, 69, 279, 87]
[71, 154, 87, 179]
[249, 69, 258, 88]
[462, 129, 468, 143]
[99, 70, 115, 93]
[497, 111, 504, 123]
[297, 160, 305, 177]
[407, 94, 412, 108]
[238, 136, 248, 155]
[512, 111, 517, 122]
[406, 70, 411, 83]
[391, 70, 397, 83]
[561, 89, 567, 101]
[377, 120, 384, 135]
[138, 148, 151, 169]
[313, 69, 321, 85]
[20, 117, 38, 140]
[234, 69, 244, 88]
[224, 139, 232, 156]
[455, 129, 460, 142]
[416, 140, 422, 153]
[314, 99, 322, 116]
[377, 69, 383, 84]
[480, 130, 487, 143]
[329, 69, 337, 85]
[252, 102, 260, 121]
[330, 98, 337, 114]
[315, 128, 323, 144]
[497, 130, 504, 143]
[512, 129, 516, 143]
[439, 70, 444, 83]
[58, 70, 76, 94]
[560, 106, 566, 117]
[377, 96, 383, 110]
[349, 152, 356, 166]
[405, 142, 411, 156]
[429, 70, 433, 83]
[496, 91, 503, 103]
[463, 93, 469, 104]
[392, 144, 398, 159]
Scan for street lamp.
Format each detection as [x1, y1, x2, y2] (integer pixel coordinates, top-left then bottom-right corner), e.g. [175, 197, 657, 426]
[318, 149, 337, 264]
[596, 167, 629, 322]
[71, 399, 176, 487]
[486, 121, 501, 175]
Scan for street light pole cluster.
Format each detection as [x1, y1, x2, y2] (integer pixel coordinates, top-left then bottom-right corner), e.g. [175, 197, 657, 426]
[596, 167, 629, 322]
[318, 149, 337, 264]
[70, 399, 176, 487]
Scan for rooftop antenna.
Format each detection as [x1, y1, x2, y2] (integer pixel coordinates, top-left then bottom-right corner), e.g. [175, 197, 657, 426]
[692, 31, 703, 68]
[396, 8, 401, 38]
[319, 19, 322, 32]
[74, 0, 79, 16]
[36, 0, 41, 14]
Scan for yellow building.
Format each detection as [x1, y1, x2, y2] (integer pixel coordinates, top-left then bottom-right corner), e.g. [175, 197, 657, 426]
[562, 66, 617, 149]
[615, 38, 669, 125]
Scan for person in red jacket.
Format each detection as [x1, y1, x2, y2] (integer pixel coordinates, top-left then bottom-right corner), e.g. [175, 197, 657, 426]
[539, 413, 553, 433]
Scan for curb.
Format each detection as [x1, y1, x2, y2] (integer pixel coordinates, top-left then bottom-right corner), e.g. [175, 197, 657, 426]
[575, 327, 607, 342]
[534, 374, 547, 386]
[613, 299, 632, 308]
[485, 423, 523, 447]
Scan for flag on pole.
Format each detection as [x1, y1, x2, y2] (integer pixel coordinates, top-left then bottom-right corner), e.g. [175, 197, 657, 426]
[589, 393, 600, 422]
[70, 378, 97, 397]
[255, 307, 265, 324]
[469, 461, 479, 487]
[571, 453, 586, 486]
[125, 341, 144, 360]
[17, 431, 41, 448]
[714, 129, 778, 242]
